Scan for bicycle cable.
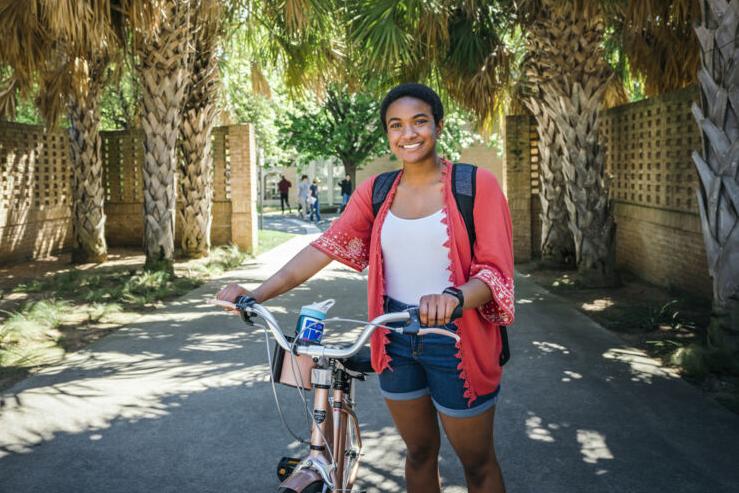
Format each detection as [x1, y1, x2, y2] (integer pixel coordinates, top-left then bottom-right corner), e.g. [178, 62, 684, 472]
[258, 316, 402, 481]
[257, 322, 309, 445]
[288, 336, 336, 468]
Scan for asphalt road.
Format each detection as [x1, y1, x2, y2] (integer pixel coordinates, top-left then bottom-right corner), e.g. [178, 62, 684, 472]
[1, 231, 738, 493]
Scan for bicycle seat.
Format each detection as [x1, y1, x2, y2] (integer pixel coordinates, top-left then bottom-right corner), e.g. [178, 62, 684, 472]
[342, 346, 374, 374]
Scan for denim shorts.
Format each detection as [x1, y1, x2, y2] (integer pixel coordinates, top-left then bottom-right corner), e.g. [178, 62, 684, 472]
[378, 297, 499, 418]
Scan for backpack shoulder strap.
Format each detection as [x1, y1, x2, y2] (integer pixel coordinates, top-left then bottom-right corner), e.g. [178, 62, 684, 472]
[451, 163, 477, 251]
[372, 170, 401, 217]
[452, 163, 510, 366]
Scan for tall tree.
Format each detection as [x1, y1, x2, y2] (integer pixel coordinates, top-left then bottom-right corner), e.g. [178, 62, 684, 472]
[125, 0, 194, 272]
[522, 0, 618, 286]
[692, 0, 739, 354]
[0, 1, 123, 263]
[280, 85, 386, 184]
[178, 0, 223, 258]
[523, 56, 575, 267]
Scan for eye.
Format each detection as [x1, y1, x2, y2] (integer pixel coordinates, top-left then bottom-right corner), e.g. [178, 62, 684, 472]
[415, 119, 428, 126]
[389, 122, 401, 129]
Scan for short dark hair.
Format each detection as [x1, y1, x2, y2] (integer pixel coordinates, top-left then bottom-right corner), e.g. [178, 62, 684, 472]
[380, 83, 444, 132]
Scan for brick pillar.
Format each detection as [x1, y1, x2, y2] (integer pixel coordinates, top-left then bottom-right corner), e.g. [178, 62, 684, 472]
[505, 115, 533, 263]
[228, 124, 258, 253]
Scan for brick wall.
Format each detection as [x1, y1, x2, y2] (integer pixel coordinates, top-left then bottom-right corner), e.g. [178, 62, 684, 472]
[505, 115, 535, 263]
[0, 122, 257, 264]
[505, 86, 712, 299]
[0, 123, 72, 263]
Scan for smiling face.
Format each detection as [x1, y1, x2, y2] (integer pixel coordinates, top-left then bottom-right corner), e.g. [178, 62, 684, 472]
[385, 96, 443, 165]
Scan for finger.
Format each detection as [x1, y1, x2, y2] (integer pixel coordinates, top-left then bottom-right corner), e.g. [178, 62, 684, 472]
[443, 300, 455, 325]
[429, 297, 441, 326]
[435, 296, 447, 326]
[419, 298, 429, 326]
[216, 285, 233, 301]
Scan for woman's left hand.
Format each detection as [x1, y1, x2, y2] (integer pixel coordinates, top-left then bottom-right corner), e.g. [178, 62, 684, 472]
[418, 293, 460, 327]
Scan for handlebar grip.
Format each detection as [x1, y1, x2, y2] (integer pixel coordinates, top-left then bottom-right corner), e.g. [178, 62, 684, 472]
[405, 304, 462, 331]
[234, 295, 257, 323]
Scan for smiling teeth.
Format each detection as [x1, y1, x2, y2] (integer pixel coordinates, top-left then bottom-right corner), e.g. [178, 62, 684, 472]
[402, 143, 422, 149]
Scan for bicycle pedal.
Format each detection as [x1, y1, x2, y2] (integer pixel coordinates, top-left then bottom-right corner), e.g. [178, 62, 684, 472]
[276, 456, 301, 481]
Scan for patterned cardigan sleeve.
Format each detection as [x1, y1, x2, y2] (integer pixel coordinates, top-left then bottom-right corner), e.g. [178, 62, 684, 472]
[310, 178, 375, 271]
[469, 169, 515, 326]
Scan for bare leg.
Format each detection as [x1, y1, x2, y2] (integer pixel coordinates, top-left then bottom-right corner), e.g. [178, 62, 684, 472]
[384, 396, 442, 493]
[439, 406, 505, 493]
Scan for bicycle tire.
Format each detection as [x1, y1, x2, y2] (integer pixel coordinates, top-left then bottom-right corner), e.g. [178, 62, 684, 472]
[277, 481, 327, 493]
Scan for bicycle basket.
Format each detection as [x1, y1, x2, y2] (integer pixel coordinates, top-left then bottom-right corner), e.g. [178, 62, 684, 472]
[271, 336, 315, 390]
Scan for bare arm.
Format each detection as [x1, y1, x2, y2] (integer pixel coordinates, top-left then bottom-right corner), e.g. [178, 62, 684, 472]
[216, 245, 332, 304]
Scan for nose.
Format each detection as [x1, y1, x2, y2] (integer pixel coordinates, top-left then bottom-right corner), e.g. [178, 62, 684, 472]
[401, 124, 417, 139]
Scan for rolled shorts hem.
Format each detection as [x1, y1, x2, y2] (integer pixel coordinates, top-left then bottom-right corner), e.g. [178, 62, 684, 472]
[380, 387, 431, 401]
[381, 386, 499, 418]
[432, 394, 498, 418]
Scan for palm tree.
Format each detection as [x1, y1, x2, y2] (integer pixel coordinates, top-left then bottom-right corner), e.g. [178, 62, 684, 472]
[522, 57, 574, 267]
[520, 1, 618, 286]
[0, 1, 121, 263]
[178, 0, 223, 258]
[123, 0, 194, 272]
[692, 0, 739, 353]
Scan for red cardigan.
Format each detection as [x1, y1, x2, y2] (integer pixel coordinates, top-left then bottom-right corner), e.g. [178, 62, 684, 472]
[311, 159, 515, 405]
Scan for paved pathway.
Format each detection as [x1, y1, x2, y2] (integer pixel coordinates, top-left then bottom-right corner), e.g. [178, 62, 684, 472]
[1, 226, 738, 492]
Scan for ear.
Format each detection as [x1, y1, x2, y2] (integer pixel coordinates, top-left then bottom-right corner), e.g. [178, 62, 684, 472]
[435, 118, 444, 137]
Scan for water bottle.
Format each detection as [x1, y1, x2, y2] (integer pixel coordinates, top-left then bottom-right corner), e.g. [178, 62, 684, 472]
[295, 299, 335, 345]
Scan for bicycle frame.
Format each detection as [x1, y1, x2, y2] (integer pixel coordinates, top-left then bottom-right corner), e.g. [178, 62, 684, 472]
[279, 359, 363, 492]
[210, 299, 458, 492]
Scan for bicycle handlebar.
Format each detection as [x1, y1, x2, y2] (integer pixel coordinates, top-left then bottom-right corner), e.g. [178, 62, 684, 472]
[211, 298, 460, 360]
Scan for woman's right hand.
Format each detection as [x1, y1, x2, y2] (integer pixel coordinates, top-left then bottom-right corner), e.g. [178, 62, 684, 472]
[216, 283, 253, 314]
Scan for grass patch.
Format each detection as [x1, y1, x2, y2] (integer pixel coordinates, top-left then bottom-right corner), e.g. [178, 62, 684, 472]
[259, 229, 298, 253]
[0, 244, 260, 389]
[1, 268, 202, 373]
[0, 299, 71, 367]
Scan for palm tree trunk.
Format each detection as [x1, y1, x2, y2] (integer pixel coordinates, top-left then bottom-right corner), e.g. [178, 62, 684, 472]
[529, 3, 618, 286]
[68, 58, 107, 264]
[693, 0, 739, 348]
[137, 1, 192, 272]
[525, 97, 574, 267]
[179, 109, 215, 257]
[178, 0, 221, 258]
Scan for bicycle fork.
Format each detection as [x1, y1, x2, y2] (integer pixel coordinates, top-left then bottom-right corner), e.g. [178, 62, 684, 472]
[279, 367, 336, 491]
[278, 367, 363, 492]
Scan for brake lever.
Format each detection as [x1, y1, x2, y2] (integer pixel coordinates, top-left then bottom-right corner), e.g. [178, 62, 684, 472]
[234, 295, 257, 324]
[210, 297, 256, 324]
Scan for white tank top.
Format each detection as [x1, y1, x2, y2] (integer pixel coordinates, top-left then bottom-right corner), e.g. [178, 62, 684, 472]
[380, 209, 451, 305]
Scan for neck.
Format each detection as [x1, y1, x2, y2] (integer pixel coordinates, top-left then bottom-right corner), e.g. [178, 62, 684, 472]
[401, 154, 442, 185]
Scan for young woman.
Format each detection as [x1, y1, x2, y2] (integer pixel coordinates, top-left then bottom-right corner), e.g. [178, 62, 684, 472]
[217, 83, 514, 493]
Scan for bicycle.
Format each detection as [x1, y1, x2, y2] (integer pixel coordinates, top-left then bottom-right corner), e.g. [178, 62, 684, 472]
[212, 296, 459, 493]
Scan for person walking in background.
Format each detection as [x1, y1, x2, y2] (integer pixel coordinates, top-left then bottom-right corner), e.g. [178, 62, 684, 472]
[297, 175, 310, 220]
[277, 175, 292, 215]
[338, 174, 353, 213]
[309, 178, 321, 222]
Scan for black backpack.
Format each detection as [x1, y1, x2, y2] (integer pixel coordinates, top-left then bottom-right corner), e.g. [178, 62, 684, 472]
[371, 163, 510, 366]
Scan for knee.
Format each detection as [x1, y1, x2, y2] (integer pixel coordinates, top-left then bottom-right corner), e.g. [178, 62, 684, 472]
[461, 450, 499, 484]
[406, 442, 440, 468]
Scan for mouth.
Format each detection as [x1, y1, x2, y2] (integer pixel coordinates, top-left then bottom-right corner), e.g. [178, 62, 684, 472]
[400, 142, 422, 150]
